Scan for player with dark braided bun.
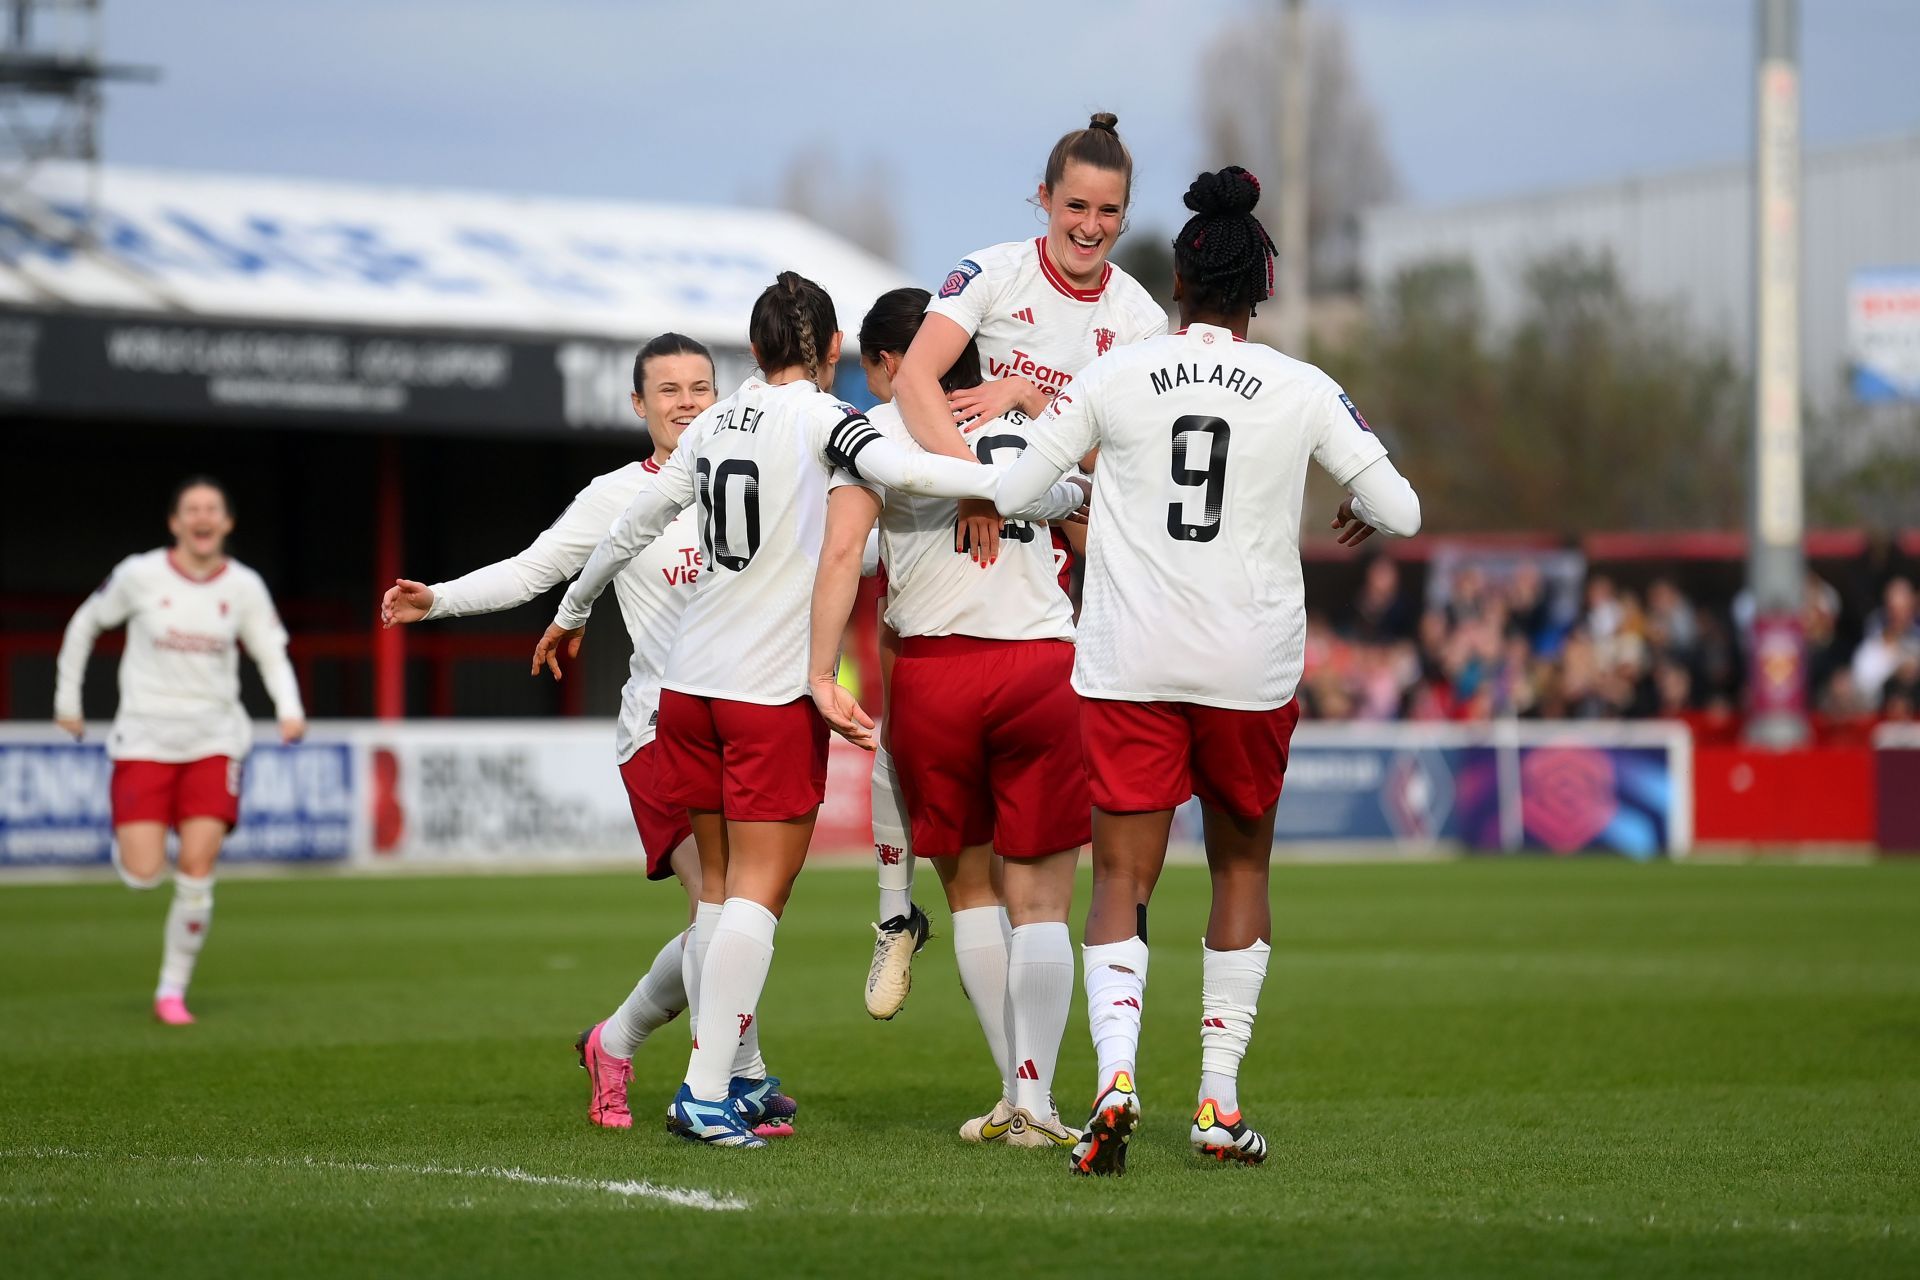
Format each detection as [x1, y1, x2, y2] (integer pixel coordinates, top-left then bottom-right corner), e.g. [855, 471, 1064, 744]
[992, 167, 1423, 1175]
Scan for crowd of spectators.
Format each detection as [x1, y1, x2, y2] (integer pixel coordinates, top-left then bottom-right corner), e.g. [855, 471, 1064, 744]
[1299, 555, 1919, 729]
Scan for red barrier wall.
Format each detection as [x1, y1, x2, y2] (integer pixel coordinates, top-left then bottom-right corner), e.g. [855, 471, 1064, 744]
[1694, 746, 1876, 844]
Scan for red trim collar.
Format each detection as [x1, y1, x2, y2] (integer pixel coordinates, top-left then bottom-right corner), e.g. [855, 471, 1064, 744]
[1173, 326, 1246, 342]
[166, 549, 230, 583]
[641, 457, 662, 473]
[1034, 236, 1111, 303]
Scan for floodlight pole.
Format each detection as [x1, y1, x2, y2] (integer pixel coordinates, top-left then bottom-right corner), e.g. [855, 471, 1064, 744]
[1275, 0, 1309, 356]
[1745, 0, 1809, 747]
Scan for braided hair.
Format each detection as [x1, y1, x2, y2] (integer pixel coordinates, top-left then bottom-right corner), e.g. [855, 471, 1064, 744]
[749, 270, 838, 387]
[1172, 166, 1277, 317]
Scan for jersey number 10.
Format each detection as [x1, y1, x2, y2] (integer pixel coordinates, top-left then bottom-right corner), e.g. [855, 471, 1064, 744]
[1167, 415, 1231, 542]
[697, 457, 763, 571]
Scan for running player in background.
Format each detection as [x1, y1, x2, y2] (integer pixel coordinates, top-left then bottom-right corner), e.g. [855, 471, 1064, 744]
[810, 288, 1092, 1147]
[55, 478, 306, 1025]
[380, 335, 794, 1136]
[990, 168, 1422, 1175]
[531, 272, 1052, 1148]
[863, 112, 1168, 1014]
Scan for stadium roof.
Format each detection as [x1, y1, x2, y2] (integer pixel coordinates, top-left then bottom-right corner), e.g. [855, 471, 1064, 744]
[0, 162, 911, 347]
[0, 164, 912, 436]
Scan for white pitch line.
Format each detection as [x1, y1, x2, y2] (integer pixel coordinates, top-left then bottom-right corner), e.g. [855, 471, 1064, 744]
[0, 1147, 746, 1212]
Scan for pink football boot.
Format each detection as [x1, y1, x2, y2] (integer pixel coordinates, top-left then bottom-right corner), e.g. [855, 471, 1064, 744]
[574, 1022, 633, 1129]
[153, 994, 195, 1026]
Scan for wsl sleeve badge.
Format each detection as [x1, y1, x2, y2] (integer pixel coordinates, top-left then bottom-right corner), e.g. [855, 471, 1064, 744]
[940, 258, 983, 299]
[1339, 391, 1373, 433]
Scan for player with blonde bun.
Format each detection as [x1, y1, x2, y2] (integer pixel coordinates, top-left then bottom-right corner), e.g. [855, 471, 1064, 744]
[811, 287, 1093, 1148]
[55, 477, 306, 1026]
[990, 167, 1422, 1175]
[861, 112, 1169, 1021]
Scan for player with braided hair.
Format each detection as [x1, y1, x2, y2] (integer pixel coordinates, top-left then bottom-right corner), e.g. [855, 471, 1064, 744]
[532, 272, 1084, 1148]
[858, 112, 1168, 1026]
[991, 167, 1423, 1176]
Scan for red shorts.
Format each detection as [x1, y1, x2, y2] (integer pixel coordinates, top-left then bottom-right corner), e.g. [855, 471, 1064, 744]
[655, 689, 829, 823]
[1081, 697, 1302, 819]
[888, 635, 1090, 859]
[110, 756, 241, 830]
[617, 743, 694, 880]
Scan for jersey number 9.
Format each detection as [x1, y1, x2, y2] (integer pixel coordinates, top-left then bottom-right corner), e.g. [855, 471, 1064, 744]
[1167, 416, 1231, 543]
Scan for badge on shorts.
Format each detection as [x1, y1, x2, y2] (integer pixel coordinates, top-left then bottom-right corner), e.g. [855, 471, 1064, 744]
[940, 258, 983, 299]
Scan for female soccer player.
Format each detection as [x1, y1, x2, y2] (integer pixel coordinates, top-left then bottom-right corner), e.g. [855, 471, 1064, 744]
[532, 272, 1077, 1148]
[380, 335, 792, 1137]
[811, 287, 1091, 1148]
[55, 477, 306, 1025]
[862, 112, 1169, 1013]
[990, 167, 1422, 1175]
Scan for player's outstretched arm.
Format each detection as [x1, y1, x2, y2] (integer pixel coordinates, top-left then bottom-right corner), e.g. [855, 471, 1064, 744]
[895, 314, 1002, 563]
[822, 415, 999, 503]
[807, 487, 885, 750]
[53, 560, 136, 740]
[552, 452, 695, 632]
[1335, 457, 1422, 544]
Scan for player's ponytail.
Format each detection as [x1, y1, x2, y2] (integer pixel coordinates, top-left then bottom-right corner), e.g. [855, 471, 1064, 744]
[1172, 165, 1278, 316]
[1043, 111, 1134, 204]
[858, 288, 983, 395]
[749, 271, 838, 388]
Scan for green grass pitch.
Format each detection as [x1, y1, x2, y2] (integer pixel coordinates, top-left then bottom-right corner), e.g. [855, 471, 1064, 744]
[2, 860, 1916, 1278]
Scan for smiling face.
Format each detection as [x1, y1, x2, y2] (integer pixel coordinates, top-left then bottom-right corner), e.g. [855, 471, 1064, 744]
[1039, 161, 1128, 289]
[168, 484, 232, 561]
[630, 351, 717, 455]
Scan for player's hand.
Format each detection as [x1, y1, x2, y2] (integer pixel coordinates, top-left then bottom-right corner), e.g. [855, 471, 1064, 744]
[55, 716, 84, 741]
[279, 717, 307, 744]
[532, 624, 584, 680]
[382, 579, 434, 627]
[948, 376, 1037, 426]
[955, 499, 1000, 566]
[1064, 475, 1092, 525]
[1331, 497, 1378, 547]
[810, 675, 876, 750]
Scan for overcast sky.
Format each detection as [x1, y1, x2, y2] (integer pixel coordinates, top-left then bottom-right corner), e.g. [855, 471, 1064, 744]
[98, 0, 1920, 284]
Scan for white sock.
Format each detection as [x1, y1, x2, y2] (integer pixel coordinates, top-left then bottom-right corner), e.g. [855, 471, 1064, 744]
[684, 897, 777, 1101]
[685, 900, 722, 1043]
[951, 906, 1014, 1098]
[601, 929, 688, 1059]
[1007, 921, 1074, 1117]
[872, 745, 915, 923]
[731, 1002, 769, 1081]
[156, 872, 214, 1000]
[1083, 936, 1149, 1089]
[1199, 939, 1270, 1114]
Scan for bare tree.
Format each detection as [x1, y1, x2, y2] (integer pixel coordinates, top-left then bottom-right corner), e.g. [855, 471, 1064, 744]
[1199, 7, 1398, 293]
[778, 143, 902, 265]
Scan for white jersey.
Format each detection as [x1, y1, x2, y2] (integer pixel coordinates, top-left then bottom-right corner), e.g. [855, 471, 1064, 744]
[1011, 325, 1391, 710]
[926, 237, 1169, 401]
[54, 549, 305, 762]
[424, 459, 700, 761]
[838, 401, 1074, 642]
[554, 377, 1081, 704]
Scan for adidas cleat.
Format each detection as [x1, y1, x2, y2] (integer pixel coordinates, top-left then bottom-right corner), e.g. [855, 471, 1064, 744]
[666, 1084, 766, 1148]
[731, 1075, 797, 1139]
[1191, 1098, 1268, 1165]
[574, 1022, 634, 1129]
[864, 902, 931, 1020]
[1005, 1106, 1081, 1149]
[1069, 1071, 1140, 1177]
[958, 1097, 1020, 1143]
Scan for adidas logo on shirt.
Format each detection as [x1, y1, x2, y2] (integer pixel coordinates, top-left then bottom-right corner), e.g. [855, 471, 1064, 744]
[1010, 306, 1035, 324]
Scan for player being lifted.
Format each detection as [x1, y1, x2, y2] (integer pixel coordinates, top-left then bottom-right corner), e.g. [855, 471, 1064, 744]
[810, 287, 1093, 1147]
[531, 272, 1075, 1148]
[989, 168, 1422, 1175]
[380, 336, 793, 1137]
[862, 112, 1168, 1019]
[55, 477, 306, 1025]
